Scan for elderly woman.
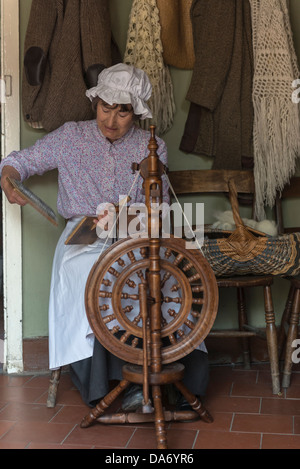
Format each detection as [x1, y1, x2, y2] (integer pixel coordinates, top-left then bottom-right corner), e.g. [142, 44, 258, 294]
[0, 64, 208, 410]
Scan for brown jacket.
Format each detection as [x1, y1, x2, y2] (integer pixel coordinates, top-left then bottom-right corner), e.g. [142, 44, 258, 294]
[180, 0, 254, 170]
[22, 0, 120, 132]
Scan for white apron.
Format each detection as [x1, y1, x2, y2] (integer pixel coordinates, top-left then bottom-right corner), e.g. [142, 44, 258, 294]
[48, 218, 206, 370]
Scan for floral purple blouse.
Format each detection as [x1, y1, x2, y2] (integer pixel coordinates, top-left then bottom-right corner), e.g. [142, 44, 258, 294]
[0, 120, 169, 219]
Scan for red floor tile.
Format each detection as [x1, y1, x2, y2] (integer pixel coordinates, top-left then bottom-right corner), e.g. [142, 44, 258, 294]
[194, 430, 261, 449]
[0, 365, 299, 449]
[232, 413, 293, 434]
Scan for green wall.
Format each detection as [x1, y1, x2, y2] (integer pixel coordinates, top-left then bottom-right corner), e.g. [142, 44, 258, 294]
[19, 0, 300, 338]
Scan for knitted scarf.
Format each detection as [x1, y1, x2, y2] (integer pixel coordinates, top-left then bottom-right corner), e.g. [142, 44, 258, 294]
[124, 0, 175, 136]
[250, 0, 300, 219]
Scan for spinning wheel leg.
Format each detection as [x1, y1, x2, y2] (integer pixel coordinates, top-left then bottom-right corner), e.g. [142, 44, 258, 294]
[80, 379, 130, 428]
[152, 385, 167, 449]
[174, 380, 213, 423]
[80, 363, 213, 449]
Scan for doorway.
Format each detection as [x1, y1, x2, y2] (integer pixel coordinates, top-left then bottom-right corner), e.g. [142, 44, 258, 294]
[1, 0, 22, 373]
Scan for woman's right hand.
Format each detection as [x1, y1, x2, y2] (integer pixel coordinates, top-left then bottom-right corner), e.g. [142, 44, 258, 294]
[0, 166, 28, 206]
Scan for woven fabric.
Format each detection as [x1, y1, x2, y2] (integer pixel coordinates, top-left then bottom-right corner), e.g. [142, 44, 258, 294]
[250, 0, 300, 220]
[123, 0, 175, 136]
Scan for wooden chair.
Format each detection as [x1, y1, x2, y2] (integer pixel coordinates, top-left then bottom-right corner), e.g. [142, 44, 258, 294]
[274, 177, 300, 388]
[168, 169, 280, 394]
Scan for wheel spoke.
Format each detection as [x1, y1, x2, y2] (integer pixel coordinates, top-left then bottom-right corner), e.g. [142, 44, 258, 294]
[183, 318, 195, 330]
[192, 297, 204, 305]
[182, 261, 193, 272]
[125, 277, 136, 288]
[191, 285, 204, 293]
[108, 267, 119, 278]
[122, 305, 134, 314]
[99, 291, 112, 298]
[121, 292, 139, 300]
[163, 296, 182, 304]
[173, 253, 184, 266]
[168, 333, 177, 344]
[102, 313, 116, 324]
[176, 329, 185, 340]
[102, 279, 112, 286]
[167, 308, 178, 319]
[127, 250, 136, 263]
[160, 271, 172, 288]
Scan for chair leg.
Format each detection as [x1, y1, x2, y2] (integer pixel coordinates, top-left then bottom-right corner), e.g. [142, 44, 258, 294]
[278, 284, 294, 359]
[282, 287, 300, 388]
[47, 368, 61, 408]
[237, 287, 251, 369]
[263, 285, 280, 394]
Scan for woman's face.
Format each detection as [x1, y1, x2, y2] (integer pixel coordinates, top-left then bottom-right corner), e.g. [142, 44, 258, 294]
[96, 101, 135, 142]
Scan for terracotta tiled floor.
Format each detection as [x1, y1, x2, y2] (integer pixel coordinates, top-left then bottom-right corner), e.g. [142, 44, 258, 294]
[0, 363, 299, 449]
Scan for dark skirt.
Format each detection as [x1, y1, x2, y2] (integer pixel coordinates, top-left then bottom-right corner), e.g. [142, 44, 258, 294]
[70, 338, 209, 407]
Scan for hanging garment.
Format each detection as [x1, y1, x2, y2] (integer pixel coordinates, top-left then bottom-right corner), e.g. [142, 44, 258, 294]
[156, 0, 195, 70]
[22, 0, 120, 132]
[124, 0, 175, 136]
[180, 0, 254, 171]
[250, 0, 300, 220]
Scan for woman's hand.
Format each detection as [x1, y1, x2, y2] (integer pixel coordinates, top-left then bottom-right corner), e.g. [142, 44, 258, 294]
[93, 209, 110, 231]
[0, 166, 27, 206]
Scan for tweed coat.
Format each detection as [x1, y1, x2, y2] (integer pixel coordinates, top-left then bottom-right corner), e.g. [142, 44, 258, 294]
[22, 0, 120, 132]
[180, 0, 254, 170]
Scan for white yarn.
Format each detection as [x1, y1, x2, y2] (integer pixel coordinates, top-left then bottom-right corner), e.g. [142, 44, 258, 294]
[212, 210, 278, 236]
[123, 0, 176, 136]
[250, 0, 300, 220]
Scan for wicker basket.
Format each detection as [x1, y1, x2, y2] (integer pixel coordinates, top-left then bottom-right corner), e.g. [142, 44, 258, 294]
[201, 179, 300, 277]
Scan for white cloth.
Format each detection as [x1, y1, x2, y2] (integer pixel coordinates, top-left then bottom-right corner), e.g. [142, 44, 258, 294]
[48, 218, 206, 370]
[86, 63, 153, 119]
[48, 218, 111, 369]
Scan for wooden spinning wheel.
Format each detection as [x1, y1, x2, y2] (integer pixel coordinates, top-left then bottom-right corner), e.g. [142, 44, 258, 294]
[81, 126, 218, 449]
[85, 236, 218, 365]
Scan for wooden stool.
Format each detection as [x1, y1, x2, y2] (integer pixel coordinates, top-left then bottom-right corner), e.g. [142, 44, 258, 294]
[281, 277, 300, 388]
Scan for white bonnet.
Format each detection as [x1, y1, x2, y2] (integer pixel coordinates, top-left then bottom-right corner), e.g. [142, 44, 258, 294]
[86, 63, 153, 120]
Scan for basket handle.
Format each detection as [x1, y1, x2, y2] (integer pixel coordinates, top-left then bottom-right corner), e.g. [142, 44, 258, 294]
[227, 179, 245, 228]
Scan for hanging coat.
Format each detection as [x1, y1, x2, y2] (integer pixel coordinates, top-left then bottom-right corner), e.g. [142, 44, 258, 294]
[22, 0, 121, 132]
[180, 0, 254, 170]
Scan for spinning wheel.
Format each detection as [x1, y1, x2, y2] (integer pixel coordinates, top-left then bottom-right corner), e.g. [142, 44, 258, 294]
[81, 126, 218, 449]
[85, 236, 217, 365]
